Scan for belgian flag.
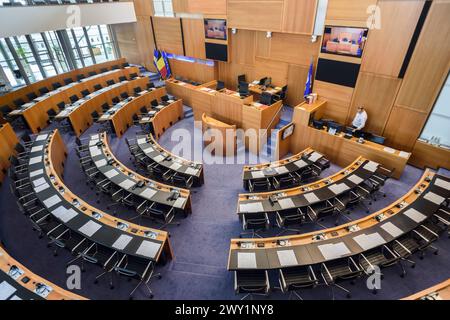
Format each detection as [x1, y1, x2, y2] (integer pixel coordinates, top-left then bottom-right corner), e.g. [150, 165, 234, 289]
[153, 49, 171, 80]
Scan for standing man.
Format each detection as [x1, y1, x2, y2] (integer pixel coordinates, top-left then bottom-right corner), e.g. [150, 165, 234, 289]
[352, 106, 368, 132]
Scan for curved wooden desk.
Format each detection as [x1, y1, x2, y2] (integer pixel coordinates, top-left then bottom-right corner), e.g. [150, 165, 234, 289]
[0, 58, 126, 112]
[242, 148, 327, 191]
[202, 113, 237, 156]
[151, 99, 184, 139]
[237, 157, 383, 215]
[7, 66, 139, 134]
[135, 134, 204, 187]
[56, 77, 150, 136]
[402, 279, 450, 300]
[228, 170, 450, 270]
[0, 123, 19, 183]
[28, 130, 173, 264]
[0, 246, 86, 300]
[88, 132, 192, 215]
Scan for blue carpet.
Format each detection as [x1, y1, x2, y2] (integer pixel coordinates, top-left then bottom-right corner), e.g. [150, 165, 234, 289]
[0, 107, 449, 300]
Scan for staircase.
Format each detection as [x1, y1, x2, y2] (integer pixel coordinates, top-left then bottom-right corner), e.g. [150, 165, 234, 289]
[184, 108, 194, 119]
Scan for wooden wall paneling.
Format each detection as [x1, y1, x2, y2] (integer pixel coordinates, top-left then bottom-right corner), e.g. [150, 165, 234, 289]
[286, 64, 309, 107]
[152, 17, 184, 55]
[186, 0, 227, 15]
[348, 72, 402, 135]
[255, 31, 271, 57]
[382, 106, 428, 151]
[169, 58, 217, 84]
[254, 57, 289, 87]
[282, 0, 317, 34]
[217, 61, 255, 89]
[152, 100, 184, 139]
[182, 18, 206, 59]
[135, 16, 157, 71]
[326, 0, 378, 22]
[112, 23, 141, 64]
[133, 0, 154, 16]
[229, 29, 256, 65]
[227, 0, 284, 32]
[266, 32, 320, 66]
[361, 0, 425, 77]
[172, 0, 188, 13]
[395, 0, 450, 113]
[313, 80, 354, 124]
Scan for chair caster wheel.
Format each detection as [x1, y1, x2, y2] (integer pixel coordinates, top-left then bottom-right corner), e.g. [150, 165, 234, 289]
[94, 280, 98, 284]
[420, 256, 424, 260]
[411, 264, 416, 269]
[149, 294, 154, 299]
[350, 280, 355, 285]
[346, 293, 351, 299]
[400, 274, 405, 278]
[434, 251, 439, 255]
[158, 275, 162, 279]
[110, 286, 114, 290]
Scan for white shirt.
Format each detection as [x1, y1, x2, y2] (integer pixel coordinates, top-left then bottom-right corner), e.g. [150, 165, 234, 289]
[352, 110, 368, 130]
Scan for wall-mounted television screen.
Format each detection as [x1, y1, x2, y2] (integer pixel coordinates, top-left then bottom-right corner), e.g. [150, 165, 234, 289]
[321, 26, 368, 58]
[204, 19, 227, 41]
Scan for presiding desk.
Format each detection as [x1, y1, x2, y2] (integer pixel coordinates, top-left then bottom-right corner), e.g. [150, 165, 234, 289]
[55, 76, 150, 136]
[291, 99, 410, 179]
[229, 170, 450, 270]
[27, 130, 173, 264]
[0, 246, 86, 300]
[237, 157, 385, 216]
[403, 279, 450, 300]
[0, 123, 19, 183]
[8, 66, 139, 134]
[0, 58, 127, 111]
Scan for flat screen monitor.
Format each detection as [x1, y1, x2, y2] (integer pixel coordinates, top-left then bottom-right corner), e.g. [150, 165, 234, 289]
[321, 26, 368, 58]
[312, 119, 324, 130]
[327, 122, 343, 134]
[204, 19, 227, 41]
[282, 124, 295, 140]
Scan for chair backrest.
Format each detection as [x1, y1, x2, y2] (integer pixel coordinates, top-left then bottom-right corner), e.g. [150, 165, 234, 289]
[106, 79, 115, 86]
[88, 71, 97, 76]
[64, 78, 73, 85]
[52, 82, 61, 90]
[56, 101, 66, 111]
[147, 82, 155, 89]
[122, 62, 130, 67]
[77, 74, 85, 81]
[161, 95, 169, 102]
[93, 84, 102, 91]
[38, 87, 49, 95]
[151, 99, 159, 107]
[130, 73, 138, 79]
[140, 106, 147, 114]
[260, 92, 273, 105]
[81, 89, 90, 97]
[101, 103, 110, 111]
[69, 95, 79, 103]
[120, 92, 129, 99]
[216, 81, 225, 91]
[119, 76, 127, 82]
[112, 97, 120, 104]
[13, 98, 25, 107]
[100, 68, 108, 73]
[237, 74, 246, 85]
[47, 109, 57, 117]
[26, 92, 37, 101]
[235, 270, 269, 294]
[239, 82, 249, 95]
[134, 87, 142, 94]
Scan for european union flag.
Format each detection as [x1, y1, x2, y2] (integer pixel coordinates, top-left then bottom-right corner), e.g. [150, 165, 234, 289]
[304, 61, 313, 97]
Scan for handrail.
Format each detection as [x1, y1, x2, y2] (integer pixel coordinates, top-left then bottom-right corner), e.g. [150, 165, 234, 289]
[259, 102, 284, 151]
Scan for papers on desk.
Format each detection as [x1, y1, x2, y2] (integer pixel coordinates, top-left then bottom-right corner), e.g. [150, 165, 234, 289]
[318, 242, 351, 260]
[141, 117, 150, 122]
[32, 177, 47, 188]
[0, 281, 16, 300]
[89, 147, 102, 157]
[51, 206, 78, 223]
[78, 220, 102, 237]
[353, 232, 385, 250]
[380, 222, 404, 238]
[383, 147, 396, 154]
[304, 192, 320, 203]
[277, 250, 298, 267]
[140, 188, 157, 199]
[136, 240, 160, 259]
[89, 138, 100, 146]
[435, 178, 450, 191]
[423, 192, 445, 205]
[43, 195, 61, 208]
[308, 152, 323, 162]
[30, 145, 44, 153]
[275, 166, 289, 174]
[278, 197, 295, 209]
[347, 174, 364, 185]
[399, 151, 411, 159]
[239, 202, 264, 213]
[185, 167, 199, 175]
[170, 162, 182, 170]
[328, 183, 350, 195]
[94, 159, 107, 168]
[34, 182, 50, 193]
[119, 179, 135, 190]
[173, 197, 187, 209]
[403, 208, 427, 223]
[253, 102, 263, 107]
[237, 252, 257, 269]
[36, 134, 48, 141]
[143, 147, 154, 154]
[137, 138, 147, 144]
[29, 169, 44, 178]
[153, 155, 165, 163]
[112, 234, 133, 250]
[294, 159, 308, 169]
[104, 169, 119, 179]
[251, 171, 265, 179]
[363, 161, 379, 172]
[29, 156, 43, 165]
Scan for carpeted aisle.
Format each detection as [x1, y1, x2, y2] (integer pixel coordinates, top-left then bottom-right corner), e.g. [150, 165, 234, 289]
[0, 106, 448, 300]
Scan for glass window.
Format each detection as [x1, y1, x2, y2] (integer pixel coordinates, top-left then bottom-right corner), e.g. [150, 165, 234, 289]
[153, 0, 174, 17]
[419, 73, 450, 148]
[0, 39, 26, 87]
[11, 35, 43, 82]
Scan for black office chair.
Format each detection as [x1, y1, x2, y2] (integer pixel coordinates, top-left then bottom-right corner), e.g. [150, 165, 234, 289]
[150, 99, 159, 108]
[52, 82, 62, 90]
[248, 178, 271, 192]
[91, 110, 101, 122]
[13, 98, 25, 108]
[26, 92, 38, 101]
[234, 270, 270, 300]
[81, 89, 90, 97]
[273, 174, 298, 190]
[147, 82, 155, 90]
[106, 79, 115, 86]
[122, 62, 130, 68]
[273, 85, 288, 101]
[276, 208, 305, 236]
[238, 82, 250, 97]
[119, 76, 127, 82]
[111, 64, 120, 70]
[56, 101, 66, 111]
[88, 71, 97, 77]
[260, 92, 273, 105]
[46, 109, 57, 123]
[112, 96, 120, 104]
[147, 204, 179, 229]
[237, 74, 246, 88]
[240, 212, 270, 238]
[77, 74, 85, 81]
[101, 68, 108, 73]
[115, 255, 161, 299]
[134, 87, 143, 96]
[321, 257, 362, 299]
[69, 94, 79, 103]
[130, 73, 138, 79]
[64, 78, 73, 85]
[101, 103, 110, 113]
[94, 84, 103, 91]
[120, 92, 129, 100]
[216, 81, 225, 91]
[278, 266, 318, 300]
[307, 200, 338, 227]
